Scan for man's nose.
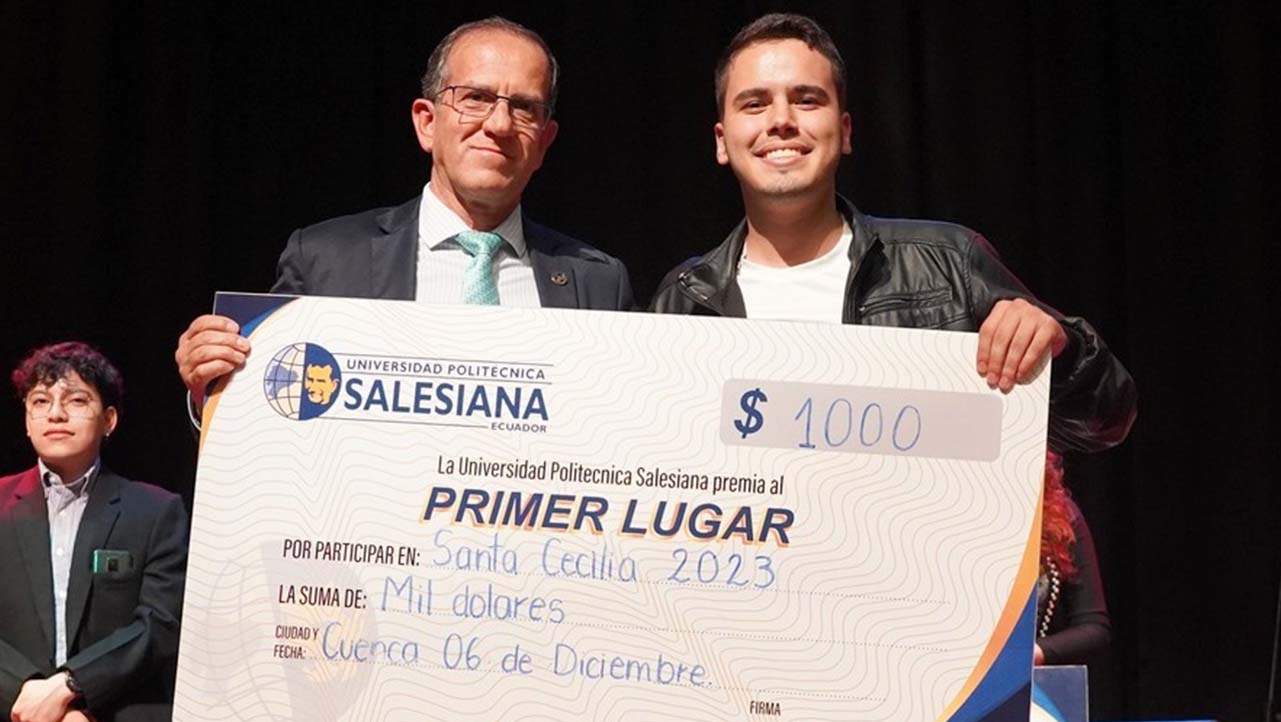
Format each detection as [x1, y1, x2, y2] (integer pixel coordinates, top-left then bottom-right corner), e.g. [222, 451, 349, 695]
[766, 98, 798, 135]
[483, 99, 517, 136]
[46, 398, 70, 421]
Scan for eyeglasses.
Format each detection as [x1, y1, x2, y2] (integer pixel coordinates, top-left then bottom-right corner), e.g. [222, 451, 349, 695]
[437, 85, 551, 130]
[25, 391, 101, 420]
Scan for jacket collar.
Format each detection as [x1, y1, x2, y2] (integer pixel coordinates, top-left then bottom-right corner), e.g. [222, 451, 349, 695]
[675, 195, 881, 316]
[370, 197, 421, 300]
[64, 468, 124, 648]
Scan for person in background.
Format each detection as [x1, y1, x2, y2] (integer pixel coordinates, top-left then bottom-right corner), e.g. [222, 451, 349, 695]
[1036, 451, 1111, 665]
[0, 342, 188, 722]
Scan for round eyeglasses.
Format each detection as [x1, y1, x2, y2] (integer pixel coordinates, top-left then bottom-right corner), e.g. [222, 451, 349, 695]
[25, 391, 101, 420]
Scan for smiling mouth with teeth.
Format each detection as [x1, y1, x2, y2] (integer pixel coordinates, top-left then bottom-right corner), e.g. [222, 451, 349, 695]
[762, 148, 804, 159]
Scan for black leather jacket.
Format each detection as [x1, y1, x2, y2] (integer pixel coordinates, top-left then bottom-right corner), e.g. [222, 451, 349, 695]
[650, 197, 1137, 453]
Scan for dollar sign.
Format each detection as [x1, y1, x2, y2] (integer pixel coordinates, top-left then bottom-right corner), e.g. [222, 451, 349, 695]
[735, 387, 767, 439]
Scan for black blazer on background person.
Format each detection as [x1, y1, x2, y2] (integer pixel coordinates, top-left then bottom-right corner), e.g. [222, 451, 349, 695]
[0, 467, 188, 722]
[270, 196, 636, 311]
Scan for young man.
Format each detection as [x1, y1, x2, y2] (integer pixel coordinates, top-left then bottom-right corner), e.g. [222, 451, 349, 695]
[1, 343, 188, 722]
[650, 13, 1135, 452]
[176, 17, 634, 416]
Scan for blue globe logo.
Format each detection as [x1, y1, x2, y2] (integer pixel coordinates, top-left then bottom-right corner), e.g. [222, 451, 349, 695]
[263, 343, 342, 420]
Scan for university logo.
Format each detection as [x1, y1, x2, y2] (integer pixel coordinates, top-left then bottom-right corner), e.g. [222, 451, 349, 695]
[263, 343, 342, 421]
[261, 343, 550, 432]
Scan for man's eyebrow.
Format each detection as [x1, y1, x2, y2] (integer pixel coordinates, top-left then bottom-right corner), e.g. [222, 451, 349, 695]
[731, 87, 771, 105]
[456, 83, 545, 105]
[455, 82, 497, 91]
[790, 84, 832, 99]
[27, 385, 90, 397]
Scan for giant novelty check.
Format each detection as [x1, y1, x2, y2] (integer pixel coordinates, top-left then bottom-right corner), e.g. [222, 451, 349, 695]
[174, 292, 1048, 722]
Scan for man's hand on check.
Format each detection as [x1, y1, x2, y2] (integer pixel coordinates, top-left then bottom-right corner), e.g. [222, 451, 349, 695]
[976, 299, 1068, 393]
[176, 314, 251, 403]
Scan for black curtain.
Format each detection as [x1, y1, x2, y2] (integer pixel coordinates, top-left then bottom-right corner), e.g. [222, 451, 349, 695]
[2, 2, 1275, 720]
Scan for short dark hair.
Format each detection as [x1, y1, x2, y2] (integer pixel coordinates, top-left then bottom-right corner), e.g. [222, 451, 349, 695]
[12, 341, 125, 412]
[420, 17, 561, 118]
[715, 13, 847, 116]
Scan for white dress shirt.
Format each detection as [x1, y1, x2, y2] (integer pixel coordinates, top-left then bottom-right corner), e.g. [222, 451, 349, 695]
[415, 184, 541, 307]
[40, 457, 99, 666]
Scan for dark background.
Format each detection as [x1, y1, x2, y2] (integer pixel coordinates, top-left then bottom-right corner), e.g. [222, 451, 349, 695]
[2, 1, 1275, 720]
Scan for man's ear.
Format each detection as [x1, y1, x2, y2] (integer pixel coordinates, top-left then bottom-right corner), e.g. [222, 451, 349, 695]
[841, 111, 852, 155]
[411, 98, 436, 154]
[714, 122, 729, 165]
[103, 407, 118, 438]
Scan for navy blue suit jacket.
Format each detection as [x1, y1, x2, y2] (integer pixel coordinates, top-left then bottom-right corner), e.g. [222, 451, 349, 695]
[270, 196, 634, 310]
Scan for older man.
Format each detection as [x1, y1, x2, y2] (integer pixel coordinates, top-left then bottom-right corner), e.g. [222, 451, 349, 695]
[650, 14, 1135, 452]
[177, 17, 633, 411]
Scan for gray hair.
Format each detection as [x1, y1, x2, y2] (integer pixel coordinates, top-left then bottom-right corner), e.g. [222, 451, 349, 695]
[420, 17, 560, 117]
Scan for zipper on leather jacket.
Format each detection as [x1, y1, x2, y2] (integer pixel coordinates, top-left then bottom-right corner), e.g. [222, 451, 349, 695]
[843, 238, 880, 323]
[857, 288, 951, 318]
[677, 271, 718, 313]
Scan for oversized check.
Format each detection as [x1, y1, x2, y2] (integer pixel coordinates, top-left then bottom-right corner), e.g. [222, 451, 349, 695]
[175, 292, 1048, 722]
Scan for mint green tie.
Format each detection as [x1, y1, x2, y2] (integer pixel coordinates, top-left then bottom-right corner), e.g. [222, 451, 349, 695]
[454, 230, 504, 305]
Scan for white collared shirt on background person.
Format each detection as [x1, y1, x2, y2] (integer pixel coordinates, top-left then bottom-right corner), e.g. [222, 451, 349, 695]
[39, 457, 100, 666]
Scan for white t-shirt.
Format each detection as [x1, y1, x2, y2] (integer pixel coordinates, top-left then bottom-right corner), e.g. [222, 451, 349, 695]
[737, 224, 852, 323]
